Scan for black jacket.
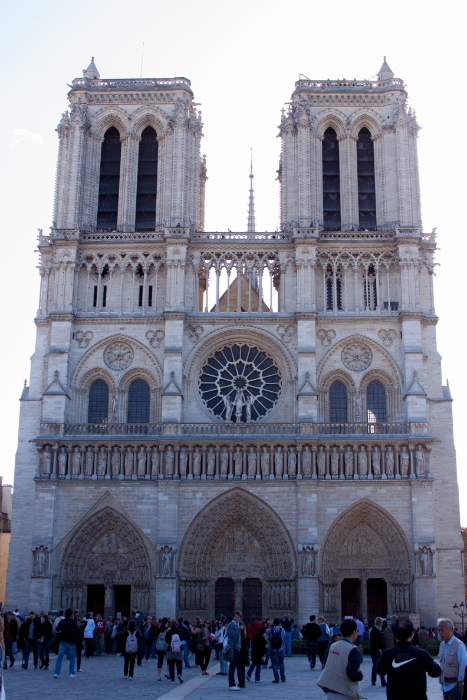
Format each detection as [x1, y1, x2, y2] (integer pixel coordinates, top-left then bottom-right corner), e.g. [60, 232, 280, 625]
[55, 618, 80, 644]
[251, 633, 267, 664]
[376, 641, 441, 700]
[370, 626, 384, 654]
[305, 622, 321, 642]
[18, 617, 42, 643]
[3, 617, 18, 642]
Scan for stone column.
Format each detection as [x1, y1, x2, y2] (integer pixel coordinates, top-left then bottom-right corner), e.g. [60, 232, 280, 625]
[381, 446, 387, 480]
[339, 446, 345, 480]
[353, 444, 359, 480]
[394, 446, 401, 480]
[325, 446, 331, 480]
[312, 445, 317, 480]
[367, 445, 373, 480]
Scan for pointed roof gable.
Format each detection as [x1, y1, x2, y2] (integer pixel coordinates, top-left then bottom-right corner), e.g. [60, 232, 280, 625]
[83, 57, 100, 80]
[378, 56, 394, 82]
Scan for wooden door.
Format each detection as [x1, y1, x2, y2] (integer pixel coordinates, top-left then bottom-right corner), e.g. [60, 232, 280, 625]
[243, 578, 262, 622]
[341, 578, 360, 618]
[367, 579, 387, 622]
[215, 578, 235, 619]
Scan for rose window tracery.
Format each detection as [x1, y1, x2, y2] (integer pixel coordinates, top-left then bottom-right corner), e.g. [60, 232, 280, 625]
[341, 343, 373, 372]
[104, 341, 134, 371]
[199, 343, 281, 422]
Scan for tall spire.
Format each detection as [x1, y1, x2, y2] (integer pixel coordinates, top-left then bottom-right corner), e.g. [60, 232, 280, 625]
[247, 150, 256, 233]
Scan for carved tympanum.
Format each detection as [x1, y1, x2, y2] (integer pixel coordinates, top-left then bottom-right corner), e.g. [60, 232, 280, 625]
[341, 343, 373, 372]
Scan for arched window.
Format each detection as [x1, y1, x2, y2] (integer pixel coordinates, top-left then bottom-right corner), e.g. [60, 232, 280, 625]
[128, 379, 150, 423]
[135, 126, 158, 231]
[88, 379, 109, 423]
[97, 126, 121, 229]
[363, 264, 377, 311]
[322, 128, 341, 230]
[329, 381, 347, 423]
[325, 264, 343, 311]
[357, 127, 376, 230]
[367, 380, 386, 422]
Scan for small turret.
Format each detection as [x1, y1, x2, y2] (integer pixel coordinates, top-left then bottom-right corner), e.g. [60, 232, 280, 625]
[377, 56, 394, 82]
[83, 57, 100, 80]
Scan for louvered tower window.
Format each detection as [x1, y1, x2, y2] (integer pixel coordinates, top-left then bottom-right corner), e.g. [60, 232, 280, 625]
[357, 127, 376, 230]
[128, 379, 150, 423]
[88, 379, 109, 423]
[329, 381, 347, 423]
[322, 128, 341, 230]
[135, 127, 158, 231]
[367, 380, 386, 422]
[97, 127, 121, 228]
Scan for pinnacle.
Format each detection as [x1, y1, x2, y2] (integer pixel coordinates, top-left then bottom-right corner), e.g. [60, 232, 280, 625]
[83, 57, 100, 80]
[378, 56, 394, 82]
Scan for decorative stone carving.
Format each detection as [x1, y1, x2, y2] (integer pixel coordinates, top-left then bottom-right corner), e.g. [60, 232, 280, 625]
[302, 446, 312, 476]
[187, 324, 204, 343]
[274, 446, 284, 477]
[33, 545, 49, 576]
[418, 545, 433, 576]
[358, 446, 368, 476]
[260, 447, 270, 477]
[344, 447, 354, 477]
[317, 446, 326, 477]
[399, 446, 410, 476]
[179, 447, 188, 477]
[317, 329, 336, 348]
[378, 328, 397, 347]
[301, 546, 316, 576]
[247, 447, 257, 477]
[164, 446, 174, 476]
[104, 341, 134, 371]
[146, 329, 165, 348]
[58, 448, 67, 476]
[199, 343, 281, 423]
[415, 445, 425, 477]
[233, 446, 243, 477]
[330, 447, 339, 477]
[42, 449, 52, 476]
[372, 447, 381, 476]
[276, 324, 295, 343]
[385, 446, 394, 476]
[220, 448, 229, 477]
[159, 545, 175, 576]
[341, 343, 373, 372]
[323, 583, 337, 612]
[392, 584, 410, 613]
[207, 447, 216, 476]
[75, 330, 93, 348]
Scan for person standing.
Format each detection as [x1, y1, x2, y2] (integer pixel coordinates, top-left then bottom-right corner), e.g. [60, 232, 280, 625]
[95, 614, 106, 656]
[54, 608, 79, 678]
[281, 614, 294, 658]
[317, 618, 364, 699]
[214, 619, 228, 676]
[3, 611, 18, 669]
[76, 615, 86, 672]
[226, 610, 243, 691]
[19, 611, 40, 669]
[83, 612, 96, 659]
[38, 614, 53, 669]
[376, 617, 441, 700]
[166, 620, 184, 684]
[177, 618, 191, 669]
[437, 618, 467, 700]
[247, 616, 261, 649]
[121, 620, 141, 679]
[246, 624, 267, 683]
[353, 616, 365, 647]
[383, 615, 398, 650]
[370, 617, 387, 687]
[305, 615, 321, 669]
[419, 626, 429, 643]
[269, 618, 286, 684]
[196, 620, 213, 675]
[238, 623, 250, 688]
[317, 616, 331, 669]
[155, 617, 169, 681]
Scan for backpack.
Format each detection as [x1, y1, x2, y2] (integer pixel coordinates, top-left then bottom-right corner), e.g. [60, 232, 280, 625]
[156, 629, 168, 652]
[170, 633, 182, 653]
[270, 628, 283, 650]
[125, 631, 138, 654]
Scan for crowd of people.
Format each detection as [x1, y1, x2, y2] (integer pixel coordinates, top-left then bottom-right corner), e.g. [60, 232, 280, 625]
[2, 607, 467, 698]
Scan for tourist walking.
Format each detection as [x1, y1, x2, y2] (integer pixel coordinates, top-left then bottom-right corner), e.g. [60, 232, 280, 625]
[383, 615, 398, 649]
[177, 618, 191, 669]
[323, 626, 343, 667]
[3, 611, 18, 669]
[305, 615, 321, 669]
[76, 615, 86, 672]
[19, 611, 41, 669]
[95, 614, 106, 656]
[237, 623, 250, 687]
[317, 616, 331, 669]
[54, 608, 79, 678]
[139, 616, 153, 663]
[196, 620, 214, 674]
[225, 610, 243, 691]
[121, 619, 141, 679]
[370, 617, 387, 687]
[190, 617, 202, 662]
[376, 618, 442, 700]
[280, 614, 294, 657]
[246, 624, 267, 683]
[269, 618, 286, 683]
[437, 618, 467, 700]
[155, 617, 169, 681]
[83, 612, 96, 659]
[38, 614, 53, 669]
[214, 619, 228, 675]
[247, 616, 261, 649]
[166, 620, 184, 684]
[317, 618, 364, 698]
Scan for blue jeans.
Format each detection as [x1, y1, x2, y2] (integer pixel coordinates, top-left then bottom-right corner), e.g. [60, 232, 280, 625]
[4, 639, 14, 666]
[284, 632, 292, 656]
[182, 640, 191, 668]
[38, 640, 50, 667]
[247, 661, 262, 681]
[263, 647, 270, 666]
[22, 639, 38, 668]
[271, 650, 285, 682]
[54, 642, 76, 676]
[307, 640, 318, 666]
[228, 648, 240, 687]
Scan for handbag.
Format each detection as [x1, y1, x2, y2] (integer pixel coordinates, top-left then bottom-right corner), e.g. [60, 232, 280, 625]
[222, 643, 234, 662]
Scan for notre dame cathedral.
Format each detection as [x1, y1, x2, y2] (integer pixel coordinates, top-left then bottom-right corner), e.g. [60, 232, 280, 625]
[7, 57, 463, 626]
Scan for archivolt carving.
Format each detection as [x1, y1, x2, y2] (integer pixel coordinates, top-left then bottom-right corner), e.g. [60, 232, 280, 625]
[321, 499, 411, 584]
[313, 109, 348, 139]
[91, 107, 130, 140]
[129, 105, 170, 138]
[77, 366, 116, 391]
[348, 108, 383, 139]
[178, 488, 297, 579]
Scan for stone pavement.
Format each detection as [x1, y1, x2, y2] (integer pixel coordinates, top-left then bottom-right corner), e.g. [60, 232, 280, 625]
[4, 653, 443, 700]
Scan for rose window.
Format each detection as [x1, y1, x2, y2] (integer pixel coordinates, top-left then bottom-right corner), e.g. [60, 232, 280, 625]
[199, 344, 281, 422]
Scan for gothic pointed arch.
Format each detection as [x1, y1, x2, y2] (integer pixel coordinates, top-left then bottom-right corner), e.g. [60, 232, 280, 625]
[314, 109, 348, 140]
[320, 498, 412, 585]
[178, 488, 297, 579]
[92, 107, 129, 141]
[129, 105, 170, 139]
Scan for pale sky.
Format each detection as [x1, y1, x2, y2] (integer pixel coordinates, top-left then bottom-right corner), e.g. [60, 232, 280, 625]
[1, 0, 466, 519]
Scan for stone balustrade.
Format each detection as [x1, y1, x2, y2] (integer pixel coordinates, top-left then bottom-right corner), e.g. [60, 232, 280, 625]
[36, 440, 432, 481]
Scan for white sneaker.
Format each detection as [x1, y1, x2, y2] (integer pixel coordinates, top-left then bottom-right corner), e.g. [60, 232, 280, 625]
[54, 674, 59, 678]
[229, 686, 240, 691]
[70, 674, 75, 678]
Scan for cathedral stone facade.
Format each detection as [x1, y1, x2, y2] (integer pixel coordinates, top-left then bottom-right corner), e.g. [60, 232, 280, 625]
[7, 58, 463, 626]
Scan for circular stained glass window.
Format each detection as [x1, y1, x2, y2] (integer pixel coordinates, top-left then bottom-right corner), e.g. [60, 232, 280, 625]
[199, 343, 282, 423]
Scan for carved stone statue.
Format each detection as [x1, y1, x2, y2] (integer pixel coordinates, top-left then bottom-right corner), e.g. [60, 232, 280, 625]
[35, 547, 48, 575]
[137, 447, 147, 477]
[96, 447, 106, 476]
[274, 447, 283, 477]
[245, 394, 253, 423]
[165, 446, 174, 476]
[161, 547, 173, 576]
[58, 448, 67, 476]
[344, 447, 353, 477]
[302, 546, 315, 575]
[111, 393, 118, 419]
[330, 447, 339, 477]
[317, 446, 326, 477]
[72, 448, 81, 477]
[105, 584, 112, 607]
[125, 449, 134, 477]
[419, 546, 429, 575]
[234, 389, 244, 422]
[151, 448, 160, 477]
[179, 447, 188, 477]
[207, 447, 216, 476]
[415, 445, 425, 477]
[220, 448, 229, 477]
[372, 447, 381, 476]
[302, 446, 312, 476]
[233, 447, 243, 477]
[247, 447, 257, 477]
[110, 448, 119, 477]
[260, 447, 270, 477]
[358, 446, 367, 476]
[399, 446, 410, 476]
[288, 447, 296, 477]
[385, 446, 394, 476]
[193, 448, 201, 477]
[85, 448, 94, 477]
[355, 392, 362, 421]
[43, 449, 52, 476]
[223, 393, 234, 421]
